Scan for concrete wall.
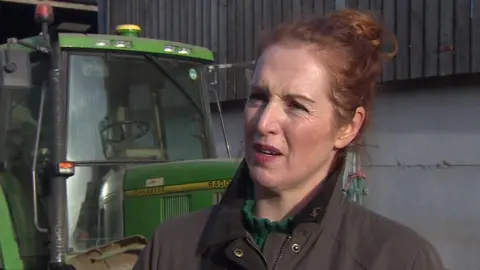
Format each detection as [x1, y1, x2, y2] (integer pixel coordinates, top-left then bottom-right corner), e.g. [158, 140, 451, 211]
[210, 76, 480, 270]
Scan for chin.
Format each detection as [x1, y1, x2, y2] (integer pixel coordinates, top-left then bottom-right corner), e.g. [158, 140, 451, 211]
[248, 165, 283, 189]
[245, 152, 286, 188]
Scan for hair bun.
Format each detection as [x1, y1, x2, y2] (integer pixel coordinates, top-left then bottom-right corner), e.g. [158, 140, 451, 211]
[327, 9, 397, 58]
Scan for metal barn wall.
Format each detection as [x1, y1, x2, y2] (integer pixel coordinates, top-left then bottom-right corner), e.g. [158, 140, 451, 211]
[346, 0, 480, 82]
[210, 76, 480, 270]
[99, 0, 480, 102]
[98, 0, 337, 102]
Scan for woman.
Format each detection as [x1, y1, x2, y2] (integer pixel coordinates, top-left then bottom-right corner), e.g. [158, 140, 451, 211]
[133, 9, 444, 270]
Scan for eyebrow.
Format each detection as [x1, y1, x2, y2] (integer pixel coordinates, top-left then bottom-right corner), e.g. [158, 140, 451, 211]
[250, 84, 316, 104]
[286, 93, 316, 104]
[250, 84, 268, 92]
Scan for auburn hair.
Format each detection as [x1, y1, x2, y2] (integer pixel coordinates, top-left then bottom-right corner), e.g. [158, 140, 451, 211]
[256, 9, 397, 144]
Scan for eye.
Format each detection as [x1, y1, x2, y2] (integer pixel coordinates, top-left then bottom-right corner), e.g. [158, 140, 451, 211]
[288, 100, 308, 112]
[248, 92, 268, 103]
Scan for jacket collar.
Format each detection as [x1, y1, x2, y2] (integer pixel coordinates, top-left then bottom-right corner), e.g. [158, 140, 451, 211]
[197, 159, 347, 254]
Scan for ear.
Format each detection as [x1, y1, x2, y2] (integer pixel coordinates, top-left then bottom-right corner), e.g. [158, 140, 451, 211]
[334, 107, 366, 149]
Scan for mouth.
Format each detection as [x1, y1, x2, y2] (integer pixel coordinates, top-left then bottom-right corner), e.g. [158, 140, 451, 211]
[253, 143, 283, 156]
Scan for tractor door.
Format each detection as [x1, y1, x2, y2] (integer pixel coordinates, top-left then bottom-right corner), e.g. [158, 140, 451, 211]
[0, 48, 52, 268]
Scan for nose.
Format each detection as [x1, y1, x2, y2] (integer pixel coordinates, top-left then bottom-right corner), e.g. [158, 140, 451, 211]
[256, 102, 281, 136]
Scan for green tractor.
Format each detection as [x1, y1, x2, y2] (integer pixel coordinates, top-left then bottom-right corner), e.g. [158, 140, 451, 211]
[0, 3, 239, 270]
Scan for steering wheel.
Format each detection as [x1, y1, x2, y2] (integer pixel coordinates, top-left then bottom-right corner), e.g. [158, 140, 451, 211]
[101, 120, 151, 143]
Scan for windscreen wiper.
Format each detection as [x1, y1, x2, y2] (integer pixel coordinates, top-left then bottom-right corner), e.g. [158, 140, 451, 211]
[143, 54, 202, 114]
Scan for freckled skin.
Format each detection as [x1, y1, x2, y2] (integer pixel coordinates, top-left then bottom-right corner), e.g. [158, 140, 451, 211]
[244, 45, 340, 194]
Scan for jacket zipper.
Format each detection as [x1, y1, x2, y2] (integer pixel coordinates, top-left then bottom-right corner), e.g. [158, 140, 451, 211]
[246, 236, 268, 267]
[272, 236, 292, 270]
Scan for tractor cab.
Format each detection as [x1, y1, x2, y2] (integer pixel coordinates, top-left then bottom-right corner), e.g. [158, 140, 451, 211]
[0, 3, 228, 268]
[65, 44, 216, 251]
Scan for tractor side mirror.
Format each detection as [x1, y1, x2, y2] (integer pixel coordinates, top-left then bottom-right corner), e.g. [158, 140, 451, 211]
[205, 65, 218, 86]
[0, 49, 32, 90]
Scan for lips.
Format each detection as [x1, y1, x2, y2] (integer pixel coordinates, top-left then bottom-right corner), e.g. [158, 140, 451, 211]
[253, 143, 282, 156]
[252, 143, 283, 165]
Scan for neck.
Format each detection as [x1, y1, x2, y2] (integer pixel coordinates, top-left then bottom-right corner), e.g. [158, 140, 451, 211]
[253, 163, 333, 222]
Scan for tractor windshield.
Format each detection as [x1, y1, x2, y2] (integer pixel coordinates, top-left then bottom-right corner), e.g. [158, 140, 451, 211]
[65, 52, 213, 251]
[66, 52, 211, 162]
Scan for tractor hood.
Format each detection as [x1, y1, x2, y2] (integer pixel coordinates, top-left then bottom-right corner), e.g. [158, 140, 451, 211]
[123, 158, 240, 191]
[67, 159, 240, 269]
[119, 158, 241, 243]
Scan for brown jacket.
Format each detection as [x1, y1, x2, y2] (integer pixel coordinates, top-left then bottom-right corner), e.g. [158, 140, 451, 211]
[133, 161, 445, 270]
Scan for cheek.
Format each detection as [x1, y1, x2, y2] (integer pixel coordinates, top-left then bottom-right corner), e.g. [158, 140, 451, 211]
[288, 119, 336, 156]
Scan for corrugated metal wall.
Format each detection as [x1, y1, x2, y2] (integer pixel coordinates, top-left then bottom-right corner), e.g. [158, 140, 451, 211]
[347, 0, 480, 82]
[99, 0, 337, 102]
[100, 0, 480, 102]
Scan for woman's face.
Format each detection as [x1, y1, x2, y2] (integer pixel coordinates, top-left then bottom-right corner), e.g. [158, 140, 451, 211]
[244, 44, 362, 192]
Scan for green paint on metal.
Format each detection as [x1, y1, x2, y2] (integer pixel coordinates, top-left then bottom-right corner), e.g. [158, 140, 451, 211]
[116, 29, 140, 37]
[0, 174, 24, 270]
[1, 33, 214, 61]
[123, 159, 239, 190]
[124, 179, 232, 197]
[123, 159, 239, 240]
[58, 34, 214, 61]
[115, 24, 142, 37]
[124, 189, 224, 240]
[0, 171, 49, 269]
